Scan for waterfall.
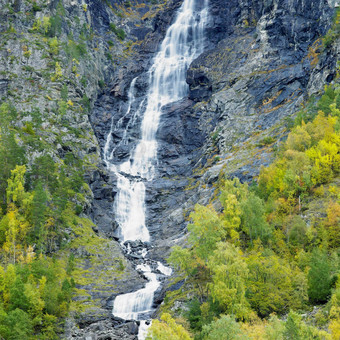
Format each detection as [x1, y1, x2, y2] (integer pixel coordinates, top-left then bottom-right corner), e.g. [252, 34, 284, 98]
[103, 0, 209, 338]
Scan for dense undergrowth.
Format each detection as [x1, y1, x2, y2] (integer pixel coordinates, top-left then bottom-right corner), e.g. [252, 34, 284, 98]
[0, 0, 103, 338]
[147, 82, 340, 339]
[0, 101, 90, 338]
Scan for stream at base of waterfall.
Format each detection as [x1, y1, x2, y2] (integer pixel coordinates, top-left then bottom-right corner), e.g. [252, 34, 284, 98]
[103, 0, 209, 338]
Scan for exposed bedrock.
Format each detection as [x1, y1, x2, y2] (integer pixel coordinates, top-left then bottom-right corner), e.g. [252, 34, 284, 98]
[89, 0, 339, 307]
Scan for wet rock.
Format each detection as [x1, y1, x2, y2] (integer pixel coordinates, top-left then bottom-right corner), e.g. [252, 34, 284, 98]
[86, 0, 338, 333]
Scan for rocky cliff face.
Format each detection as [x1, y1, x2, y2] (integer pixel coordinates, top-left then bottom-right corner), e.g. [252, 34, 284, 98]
[91, 0, 337, 263]
[1, 0, 339, 338]
[0, 0, 177, 338]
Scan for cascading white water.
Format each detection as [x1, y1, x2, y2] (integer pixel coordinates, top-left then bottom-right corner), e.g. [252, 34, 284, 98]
[112, 264, 160, 320]
[103, 0, 208, 338]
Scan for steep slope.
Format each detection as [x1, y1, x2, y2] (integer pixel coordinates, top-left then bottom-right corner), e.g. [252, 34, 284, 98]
[0, 0, 339, 338]
[91, 0, 336, 261]
[0, 0, 175, 338]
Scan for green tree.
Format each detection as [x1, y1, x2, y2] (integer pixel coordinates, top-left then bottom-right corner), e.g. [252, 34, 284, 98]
[29, 154, 57, 191]
[188, 204, 225, 262]
[287, 215, 308, 247]
[6, 165, 32, 215]
[147, 313, 192, 340]
[0, 132, 25, 208]
[246, 251, 307, 317]
[201, 315, 248, 340]
[0, 307, 33, 340]
[240, 193, 271, 244]
[207, 242, 249, 319]
[30, 181, 48, 252]
[307, 248, 332, 303]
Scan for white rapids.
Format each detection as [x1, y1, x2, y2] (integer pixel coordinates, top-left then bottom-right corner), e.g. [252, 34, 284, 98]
[112, 264, 159, 321]
[103, 0, 209, 338]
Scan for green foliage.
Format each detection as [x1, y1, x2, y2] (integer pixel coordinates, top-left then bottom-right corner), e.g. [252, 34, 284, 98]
[188, 205, 225, 262]
[287, 215, 307, 247]
[0, 255, 74, 339]
[47, 15, 62, 37]
[64, 40, 87, 59]
[48, 37, 59, 55]
[201, 315, 247, 340]
[147, 313, 192, 340]
[246, 250, 307, 317]
[307, 248, 332, 303]
[51, 61, 63, 81]
[322, 8, 340, 50]
[30, 182, 47, 252]
[61, 84, 68, 101]
[167, 82, 340, 338]
[109, 23, 126, 40]
[240, 193, 271, 244]
[0, 130, 25, 210]
[256, 136, 275, 147]
[186, 298, 202, 331]
[0, 307, 33, 340]
[283, 311, 331, 340]
[81, 94, 91, 112]
[207, 242, 249, 319]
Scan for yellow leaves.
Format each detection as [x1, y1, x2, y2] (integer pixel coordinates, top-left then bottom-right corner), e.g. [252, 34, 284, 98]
[0, 265, 5, 293]
[18, 245, 36, 264]
[259, 105, 340, 202]
[147, 313, 192, 340]
[7, 165, 26, 203]
[207, 242, 249, 319]
[306, 111, 336, 144]
[6, 165, 33, 213]
[32, 18, 42, 32]
[286, 124, 311, 151]
[324, 201, 340, 248]
[329, 316, 340, 340]
[48, 37, 59, 55]
[22, 45, 31, 59]
[51, 62, 63, 82]
[67, 100, 74, 107]
[306, 137, 340, 184]
[24, 279, 45, 318]
[32, 16, 50, 34]
[229, 229, 239, 243]
[1, 166, 34, 263]
[3, 204, 30, 264]
[329, 280, 340, 338]
[42, 16, 51, 33]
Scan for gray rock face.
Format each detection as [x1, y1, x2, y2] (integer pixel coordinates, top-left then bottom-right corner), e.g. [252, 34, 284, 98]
[1, 0, 334, 336]
[90, 0, 336, 256]
[86, 0, 339, 335]
[65, 312, 139, 340]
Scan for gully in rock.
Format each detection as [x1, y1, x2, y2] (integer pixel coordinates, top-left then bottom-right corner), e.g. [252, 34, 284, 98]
[103, 0, 209, 338]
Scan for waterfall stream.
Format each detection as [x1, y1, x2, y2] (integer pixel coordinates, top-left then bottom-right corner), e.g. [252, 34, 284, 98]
[103, 0, 208, 338]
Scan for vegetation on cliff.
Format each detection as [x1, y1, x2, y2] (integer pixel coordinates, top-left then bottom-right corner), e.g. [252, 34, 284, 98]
[148, 82, 340, 339]
[0, 0, 339, 339]
[0, 0, 153, 337]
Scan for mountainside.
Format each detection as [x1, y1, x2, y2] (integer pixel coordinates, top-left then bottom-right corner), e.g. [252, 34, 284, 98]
[0, 0, 339, 339]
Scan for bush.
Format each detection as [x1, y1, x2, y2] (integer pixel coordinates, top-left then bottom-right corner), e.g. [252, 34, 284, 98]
[109, 23, 126, 40]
